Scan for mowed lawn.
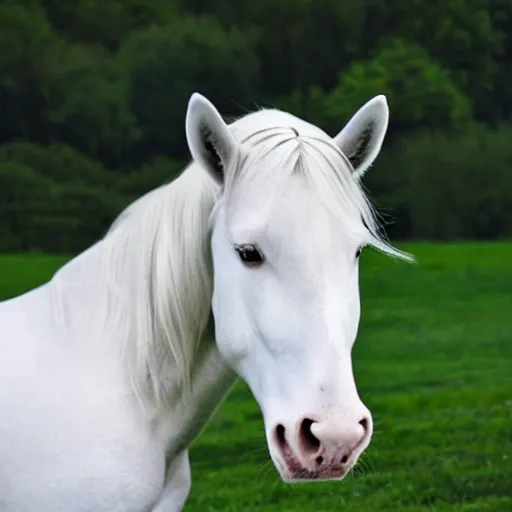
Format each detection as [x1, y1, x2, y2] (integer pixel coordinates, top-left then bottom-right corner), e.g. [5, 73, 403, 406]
[1, 242, 511, 511]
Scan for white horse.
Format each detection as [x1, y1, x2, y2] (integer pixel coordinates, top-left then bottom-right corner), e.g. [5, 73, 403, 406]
[0, 93, 409, 511]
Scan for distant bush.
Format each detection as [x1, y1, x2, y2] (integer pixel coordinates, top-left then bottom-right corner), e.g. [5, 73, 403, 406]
[119, 15, 259, 159]
[272, 86, 330, 132]
[42, 0, 180, 50]
[368, 125, 512, 240]
[0, 162, 57, 251]
[0, 3, 139, 164]
[49, 183, 128, 252]
[117, 156, 186, 197]
[0, 160, 128, 252]
[45, 45, 140, 163]
[0, 3, 61, 144]
[0, 142, 114, 188]
[325, 39, 473, 135]
[0, 143, 198, 251]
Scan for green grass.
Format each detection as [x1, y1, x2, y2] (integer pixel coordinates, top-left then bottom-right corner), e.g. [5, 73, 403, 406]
[1, 242, 511, 511]
[0, 252, 70, 300]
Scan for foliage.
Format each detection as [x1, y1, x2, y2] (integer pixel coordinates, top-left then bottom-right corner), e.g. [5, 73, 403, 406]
[117, 156, 187, 196]
[45, 45, 140, 163]
[361, 0, 503, 122]
[1, 0, 512, 249]
[272, 86, 330, 133]
[369, 125, 512, 240]
[325, 39, 473, 134]
[0, 157, 128, 252]
[179, 0, 366, 96]
[0, 162, 58, 251]
[0, 3, 60, 143]
[0, 3, 138, 162]
[41, 0, 180, 49]
[119, 16, 259, 159]
[0, 142, 114, 187]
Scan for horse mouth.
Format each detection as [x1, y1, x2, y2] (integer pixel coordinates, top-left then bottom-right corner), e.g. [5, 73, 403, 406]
[276, 459, 351, 483]
[282, 465, 350, 483]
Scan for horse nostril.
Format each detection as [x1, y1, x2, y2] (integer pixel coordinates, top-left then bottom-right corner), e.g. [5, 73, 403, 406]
[359, 416, 370, 434]
[299, 418, 321, 455]
[340, 454, 349, 464]
[275, 424, 286, 449]
[315, 455, 324, 465]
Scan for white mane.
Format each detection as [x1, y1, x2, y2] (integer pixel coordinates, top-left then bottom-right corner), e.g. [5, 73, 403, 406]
[76, 108, 409, 410]
[99, 165, 218, 407]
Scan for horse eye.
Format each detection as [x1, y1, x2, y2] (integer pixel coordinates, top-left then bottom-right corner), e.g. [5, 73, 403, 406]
[235, 244, 264, 266]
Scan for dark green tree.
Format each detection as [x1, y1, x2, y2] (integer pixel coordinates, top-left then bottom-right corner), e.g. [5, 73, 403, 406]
[179, 0, 365, 97]
[41, 0, 180, 50]
[325, 40, 473, 136]
[0, 142, 115, 187]
[370, 126, 512, 240]
[0, 3, 60, 143]
[361, 0, 503, 123]
[45, 45, 140, 163]
[119, 16, 259, 159]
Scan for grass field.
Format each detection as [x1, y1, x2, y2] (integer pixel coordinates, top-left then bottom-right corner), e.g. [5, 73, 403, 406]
[1, 242, 511, 511]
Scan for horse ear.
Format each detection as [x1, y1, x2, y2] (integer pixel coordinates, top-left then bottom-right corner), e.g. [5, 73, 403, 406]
[333, 95, 389, 179]
[185, 93, 238, 185]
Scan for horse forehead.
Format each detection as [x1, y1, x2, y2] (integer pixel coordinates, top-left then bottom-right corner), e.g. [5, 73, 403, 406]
[226, 177, 338, 243]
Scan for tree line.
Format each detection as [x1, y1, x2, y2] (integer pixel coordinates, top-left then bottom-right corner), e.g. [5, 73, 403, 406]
[1, 0, 511, 252]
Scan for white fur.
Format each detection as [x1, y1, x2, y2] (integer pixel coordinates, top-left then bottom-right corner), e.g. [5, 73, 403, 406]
[0, 93, 409, 511]
[334, 95, 389, 178]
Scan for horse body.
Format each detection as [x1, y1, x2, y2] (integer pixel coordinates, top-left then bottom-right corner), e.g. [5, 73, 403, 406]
[0, 216, 236, 511]
[0, 287, 158, 511]
[0, 93, 409, 510]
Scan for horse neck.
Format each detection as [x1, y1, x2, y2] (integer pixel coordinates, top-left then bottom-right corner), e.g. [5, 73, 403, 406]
[49, 164, 221, 409]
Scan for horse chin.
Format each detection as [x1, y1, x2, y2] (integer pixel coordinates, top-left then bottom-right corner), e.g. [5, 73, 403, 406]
[271, 453, 354, 484]
[278, 466, 352, 484]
